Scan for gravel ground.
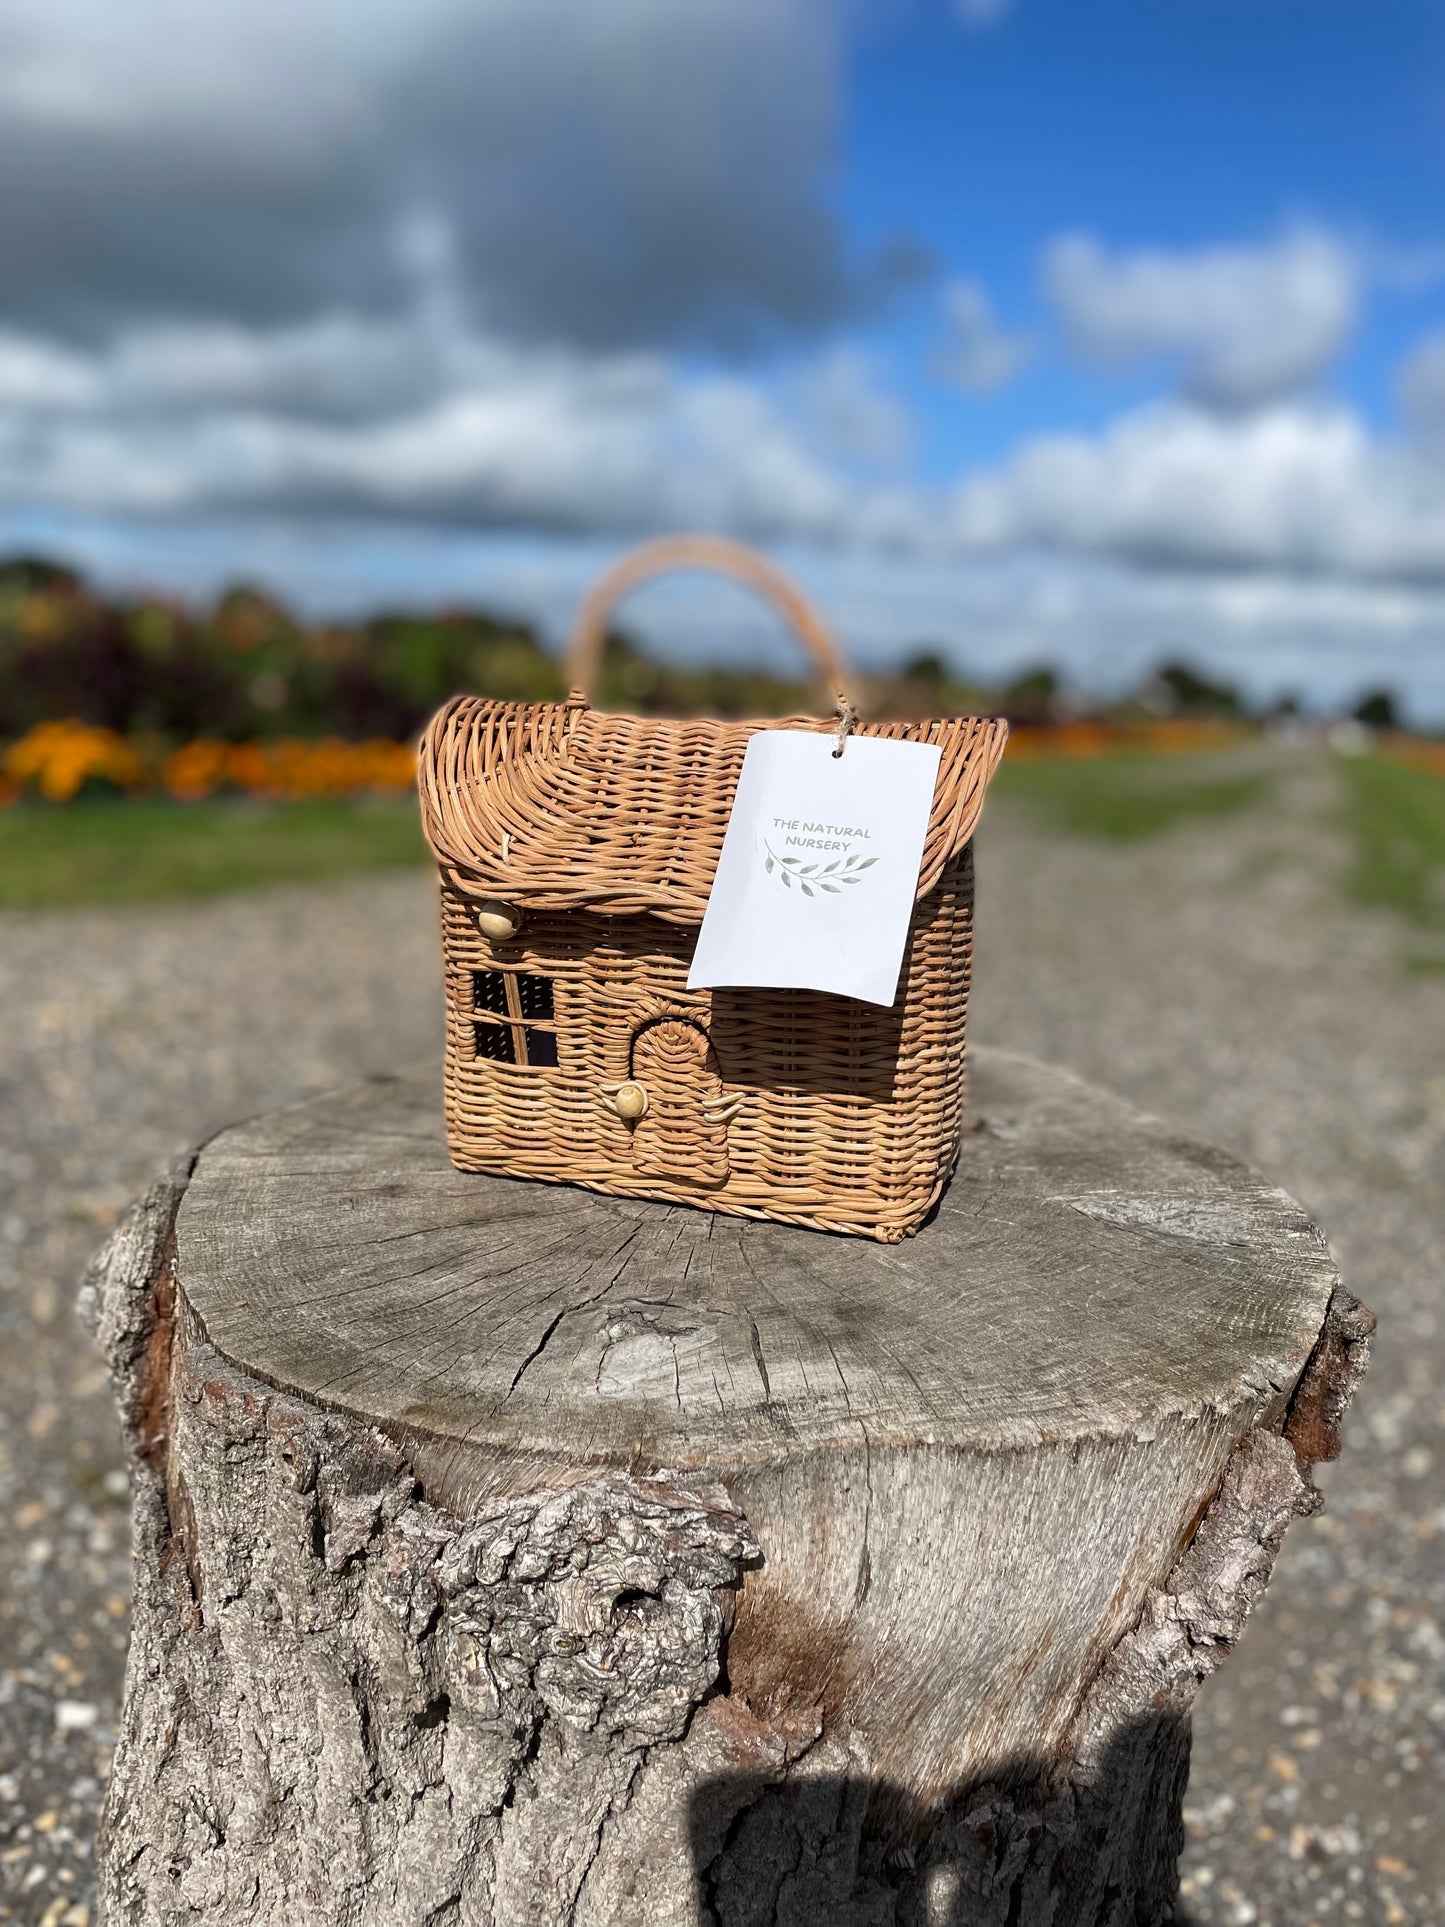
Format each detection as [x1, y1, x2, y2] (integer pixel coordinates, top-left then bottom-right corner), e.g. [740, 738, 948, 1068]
[1, 743, 1441, 1926]
[0, 878, 444, 1927]
[977, 750, 1445, 1927]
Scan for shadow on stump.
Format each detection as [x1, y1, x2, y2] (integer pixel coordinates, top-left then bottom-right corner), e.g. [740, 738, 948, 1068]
[689, 1708, 1198, 1925]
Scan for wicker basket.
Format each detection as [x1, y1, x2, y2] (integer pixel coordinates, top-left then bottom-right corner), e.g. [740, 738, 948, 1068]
[418, 536, 1007, 1241]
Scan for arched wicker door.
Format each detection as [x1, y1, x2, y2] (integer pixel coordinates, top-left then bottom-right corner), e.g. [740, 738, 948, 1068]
[629, 1019, 733, 1189]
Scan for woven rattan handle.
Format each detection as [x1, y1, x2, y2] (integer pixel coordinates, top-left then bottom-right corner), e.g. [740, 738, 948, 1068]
[563, 535, 853, 714]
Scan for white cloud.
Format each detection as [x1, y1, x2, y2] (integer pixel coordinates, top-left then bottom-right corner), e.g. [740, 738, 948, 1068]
[792, 547, 1445, 719]
[1397, 330, 1445, 445]
[0, 314, 856, 538]
[934, 279, 1033, 393]
[792, 348, 915, 465]
[948, 400, 1445, 579]
[0, 332, 97, 407]
[1044, 229, 1359, 408]
[7, 307, 1445, 609]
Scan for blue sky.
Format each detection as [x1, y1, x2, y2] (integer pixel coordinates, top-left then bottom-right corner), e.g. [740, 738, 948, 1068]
[1, 0, 1444, 715]
[843, 0, 1445, 462]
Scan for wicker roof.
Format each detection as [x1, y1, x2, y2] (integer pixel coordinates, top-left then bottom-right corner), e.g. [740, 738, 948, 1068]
[418, 697, 1009, 927]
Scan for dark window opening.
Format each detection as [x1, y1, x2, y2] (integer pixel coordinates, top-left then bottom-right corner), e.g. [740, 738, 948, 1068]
[472, 969, 511, 1017]
[524, 1027, 559, 1067]
[473, 1021, 517, 1063]
[516, 973, 554, 1021]
[468, 968, 558, 1068]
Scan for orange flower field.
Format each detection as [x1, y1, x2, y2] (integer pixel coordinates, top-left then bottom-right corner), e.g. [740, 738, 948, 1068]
[1003, 717, 1251, 761]
[2, 714, 1442, 811]
[1379, 733, 1445, 782]
[0, 719, 418, 806]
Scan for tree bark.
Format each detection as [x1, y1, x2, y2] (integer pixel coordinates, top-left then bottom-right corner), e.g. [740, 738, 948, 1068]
[82, 1050, 1371, 1927]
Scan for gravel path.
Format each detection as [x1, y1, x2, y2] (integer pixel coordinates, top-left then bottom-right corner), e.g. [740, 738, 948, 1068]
[0, 877, 444, 1927]
[977, 750, 1445, 1927]
[1, 744, 1441, 1926]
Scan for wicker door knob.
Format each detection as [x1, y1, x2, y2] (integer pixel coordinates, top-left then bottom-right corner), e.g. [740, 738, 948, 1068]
[608, 1081, 649, 1122]
[476, 900, 522, 941]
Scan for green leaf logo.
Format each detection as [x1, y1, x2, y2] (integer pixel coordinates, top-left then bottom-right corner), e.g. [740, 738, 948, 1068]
[763, 839, 879, 894]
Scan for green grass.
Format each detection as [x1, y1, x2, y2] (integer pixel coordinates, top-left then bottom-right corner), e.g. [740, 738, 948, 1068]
[14, 753, 1440, 939]
[1338, 755, 1445, 966]
[992, 752, 1271, 841]
[0, 795, 428, 907]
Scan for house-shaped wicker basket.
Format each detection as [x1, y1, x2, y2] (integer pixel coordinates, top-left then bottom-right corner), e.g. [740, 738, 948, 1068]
[418, 537, 1008, 1241]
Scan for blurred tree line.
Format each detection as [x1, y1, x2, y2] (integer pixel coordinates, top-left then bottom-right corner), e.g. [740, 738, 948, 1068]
[1, 556, 563, 742]
[2, 552, 1379, 741]
[0, 554, 1003, 736]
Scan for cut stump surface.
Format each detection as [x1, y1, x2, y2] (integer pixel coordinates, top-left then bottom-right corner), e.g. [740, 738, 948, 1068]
[85, 1049, 1372, 1927]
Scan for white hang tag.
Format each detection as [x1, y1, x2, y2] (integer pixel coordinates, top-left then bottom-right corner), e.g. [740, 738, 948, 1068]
[687, 730, 942, 1008]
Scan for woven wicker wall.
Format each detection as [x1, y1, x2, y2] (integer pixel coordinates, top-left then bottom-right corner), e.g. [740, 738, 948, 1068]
[438, 845, 975, 1241]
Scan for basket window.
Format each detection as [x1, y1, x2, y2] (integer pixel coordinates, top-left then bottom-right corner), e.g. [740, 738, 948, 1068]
[524, 1027, 559, 1067]
[516, 973, 554, 1021]
[472, 969, 511, 1017]
[470, 969, 558, 1068]
[473, 1021, 516, 1063]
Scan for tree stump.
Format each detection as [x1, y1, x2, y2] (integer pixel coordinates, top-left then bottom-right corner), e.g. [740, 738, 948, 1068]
[82, 1049, 1371, 1927]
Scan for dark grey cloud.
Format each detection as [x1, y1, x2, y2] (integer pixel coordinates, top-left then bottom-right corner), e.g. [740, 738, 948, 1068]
[0, 0, 895, 352]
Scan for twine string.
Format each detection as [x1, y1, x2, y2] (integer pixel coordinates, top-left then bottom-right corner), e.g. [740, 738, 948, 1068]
[832, 692, 858, 758]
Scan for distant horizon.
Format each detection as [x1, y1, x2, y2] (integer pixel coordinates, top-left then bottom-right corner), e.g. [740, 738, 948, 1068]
[4, 514, 1440, 727]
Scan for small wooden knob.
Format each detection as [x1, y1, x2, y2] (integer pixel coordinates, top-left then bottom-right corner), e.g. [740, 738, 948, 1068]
[476, 900, 521, 941]
[610, 1081, 649, 1121]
